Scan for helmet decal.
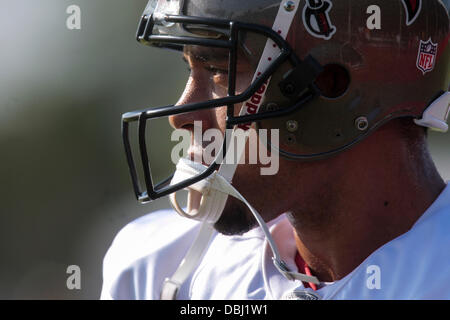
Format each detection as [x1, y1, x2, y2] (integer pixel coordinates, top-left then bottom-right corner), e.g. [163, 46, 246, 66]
[401, 0, 422, 26]
[416, 38, 438, 74]
[302, 0, 336, 40]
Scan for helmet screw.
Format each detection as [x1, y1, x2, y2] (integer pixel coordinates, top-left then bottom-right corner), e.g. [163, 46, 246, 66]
[355, 117, 369, 131]
[286, 120, 299, 132]
[284, 1, 296, 12]
[285, 133, 297, 145]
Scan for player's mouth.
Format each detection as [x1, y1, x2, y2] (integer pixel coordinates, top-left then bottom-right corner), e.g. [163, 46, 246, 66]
[187, 141, 220, 169]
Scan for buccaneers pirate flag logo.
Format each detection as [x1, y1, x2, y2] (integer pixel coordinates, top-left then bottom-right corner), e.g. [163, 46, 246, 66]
[416, 39, 438, 74]
[401, 0, 422, 26]
[303, 0, 336, 40]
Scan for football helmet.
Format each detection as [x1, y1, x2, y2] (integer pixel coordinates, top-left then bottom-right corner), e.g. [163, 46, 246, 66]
[123, 0, 449, 204]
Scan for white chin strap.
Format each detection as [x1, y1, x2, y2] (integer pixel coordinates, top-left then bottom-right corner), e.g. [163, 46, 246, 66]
[169, 159, 231, 224]
[160, 0, 319, 300]
[169, 158, 320, 282]
[162, 159, 319, 300]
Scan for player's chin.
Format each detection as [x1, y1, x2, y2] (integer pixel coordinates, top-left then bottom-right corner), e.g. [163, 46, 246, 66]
[213, 196, 257, 236]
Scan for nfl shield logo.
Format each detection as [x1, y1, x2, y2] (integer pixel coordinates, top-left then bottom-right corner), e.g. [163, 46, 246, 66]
[416, 39, 438, 74]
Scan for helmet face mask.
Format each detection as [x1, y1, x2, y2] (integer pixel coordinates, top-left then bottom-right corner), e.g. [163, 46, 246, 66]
[123, 0, 324, 202]
[123, 0, 450, 203]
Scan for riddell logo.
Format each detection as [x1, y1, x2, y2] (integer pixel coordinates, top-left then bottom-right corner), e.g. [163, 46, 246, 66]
[237, 80, 269, 131]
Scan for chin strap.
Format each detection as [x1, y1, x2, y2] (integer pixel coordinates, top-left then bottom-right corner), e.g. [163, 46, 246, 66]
[161, 159, 319, 300]
[160, 0, 317, 300]
[160, 220, 215, 300]
[169, 159, 231, 223]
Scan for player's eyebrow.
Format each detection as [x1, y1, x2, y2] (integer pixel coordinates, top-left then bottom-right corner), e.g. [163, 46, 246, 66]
[184, 46, 230, 64]
[182, 45, 253, 71]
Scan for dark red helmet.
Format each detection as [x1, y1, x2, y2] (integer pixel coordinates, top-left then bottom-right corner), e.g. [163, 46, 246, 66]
[123, 0, 449, 202]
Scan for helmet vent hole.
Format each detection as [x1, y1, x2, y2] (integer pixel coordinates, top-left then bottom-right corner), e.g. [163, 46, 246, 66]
[315, 64, 350, 99]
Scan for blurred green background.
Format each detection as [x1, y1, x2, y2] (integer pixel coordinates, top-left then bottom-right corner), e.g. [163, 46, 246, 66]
[0, 0, 448, 299]
[0, 0, 185, 299]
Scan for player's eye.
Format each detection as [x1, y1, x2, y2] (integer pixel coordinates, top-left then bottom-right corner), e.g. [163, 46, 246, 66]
[205, 65, 228, 76]
[207, 66, 228, 90]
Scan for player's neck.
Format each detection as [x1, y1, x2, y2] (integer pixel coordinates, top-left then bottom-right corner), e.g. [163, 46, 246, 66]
[289, 128, 445, 283]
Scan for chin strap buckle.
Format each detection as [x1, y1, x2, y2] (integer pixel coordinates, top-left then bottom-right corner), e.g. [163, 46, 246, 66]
[273, 258, 296, 281]
[273, 257, 320, 285]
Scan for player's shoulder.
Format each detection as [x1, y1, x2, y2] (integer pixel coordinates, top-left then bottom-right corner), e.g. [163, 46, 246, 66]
[101, 208, 202, 299]
[327, 184, 450, 300]
[110, 209, 200, 249]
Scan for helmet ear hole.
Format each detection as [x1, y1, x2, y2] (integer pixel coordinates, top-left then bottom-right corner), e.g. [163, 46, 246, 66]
[315, 64, 350, 99]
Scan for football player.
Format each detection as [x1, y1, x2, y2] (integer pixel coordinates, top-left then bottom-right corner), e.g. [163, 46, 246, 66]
[102, 0, 450, 300]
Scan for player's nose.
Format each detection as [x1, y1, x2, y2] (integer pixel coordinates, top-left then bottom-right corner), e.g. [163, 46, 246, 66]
[169, 72, 216, 132]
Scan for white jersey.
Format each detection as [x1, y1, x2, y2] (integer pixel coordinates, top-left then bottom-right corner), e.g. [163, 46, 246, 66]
[101, 183, 450, 300]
